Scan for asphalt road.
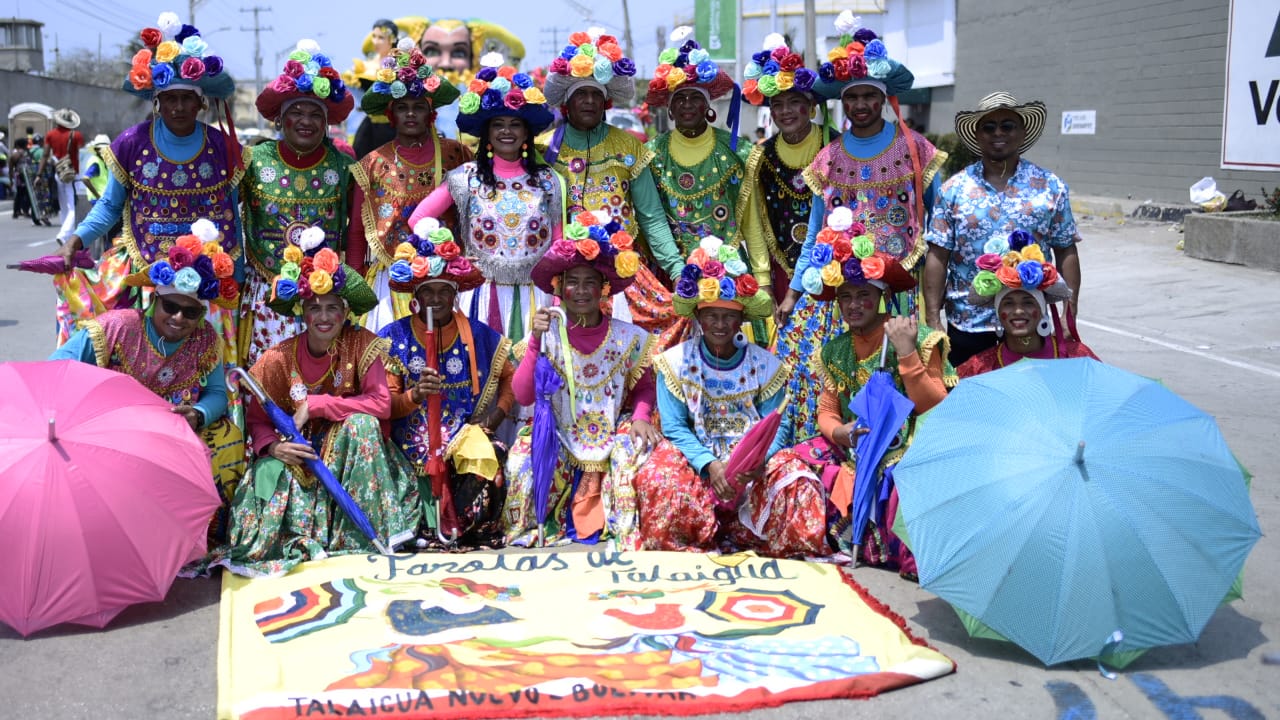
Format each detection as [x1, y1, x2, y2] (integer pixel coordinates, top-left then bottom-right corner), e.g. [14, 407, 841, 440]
[1, 212, 1277, 719]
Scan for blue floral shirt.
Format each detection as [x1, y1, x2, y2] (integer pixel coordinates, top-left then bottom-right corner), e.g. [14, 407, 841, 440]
[925, 159, 1078, 332]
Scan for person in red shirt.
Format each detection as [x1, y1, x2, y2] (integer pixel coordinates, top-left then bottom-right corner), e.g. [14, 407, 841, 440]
[39, 108, 85, 243]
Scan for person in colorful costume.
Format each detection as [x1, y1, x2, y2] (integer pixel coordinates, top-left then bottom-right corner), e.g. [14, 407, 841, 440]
[349, 39, 471, 332]
[924, 91, 1082, 367]
[502, 212, 661, 549]
[781, 12, 946, 329]
[634, 27, 753, 346]
[51, 219, 244, 542]
[955, 231, 1096, 378]
[380, 223, 516, 548]
[739, 35, 839, 448]
[632, 239, 825, 558]
[802, 210, 956, 574]
[407, 55, 560, 343]
[57, 12, 244, 355]
[240, 39, 355, 367]
[346, 19, 408, 160]
[539, 29, 679, 329]
[215, 244, 420, 576]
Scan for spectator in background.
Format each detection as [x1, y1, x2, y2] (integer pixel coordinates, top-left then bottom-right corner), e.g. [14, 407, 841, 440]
[39, 109, 84, 242]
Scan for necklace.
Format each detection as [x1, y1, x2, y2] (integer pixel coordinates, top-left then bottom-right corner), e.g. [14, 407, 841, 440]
[295, 340, 337, 391]
[996, 335, 1057, 368]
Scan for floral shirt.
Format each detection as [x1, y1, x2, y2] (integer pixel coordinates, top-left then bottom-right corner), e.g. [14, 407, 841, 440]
[925, 159, 1078, 332]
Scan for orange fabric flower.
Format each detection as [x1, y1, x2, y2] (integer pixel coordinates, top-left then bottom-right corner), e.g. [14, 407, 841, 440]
[996, 265, 1021, 288]
[574, 211, 599, 226]
[815, 227, 840, 245]
[176, 235, 203, 255]
[312, 248, 340, 274]
[598, 42, 623, 62]
[468, 78, 488, 93]
[497, 66, 516, 79]
[575, 239, 600, 260]
[568, 31, 591, 47]
[410, 257, 431, 278]
[861, 255, 886, 279]
[211, 253, 235, 279]
[610, 231, 634, 251]
[688, 248, 710, 266]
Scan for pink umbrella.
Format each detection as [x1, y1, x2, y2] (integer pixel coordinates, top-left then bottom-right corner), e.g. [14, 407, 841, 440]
[718, 408, 784, 511]
[0, 361, 220, 637]
[6, 251, 95, 274]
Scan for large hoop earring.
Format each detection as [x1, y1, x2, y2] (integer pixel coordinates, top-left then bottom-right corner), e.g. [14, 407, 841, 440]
[409, 298, 421, 314]
[152, 99, 161, 116]
[732, 331, 748, 348]
[705, 108, 718, 123]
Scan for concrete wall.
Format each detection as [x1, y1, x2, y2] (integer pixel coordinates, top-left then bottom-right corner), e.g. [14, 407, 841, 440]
[952, 0, 1274, 204]
[0, 70, 148, 138]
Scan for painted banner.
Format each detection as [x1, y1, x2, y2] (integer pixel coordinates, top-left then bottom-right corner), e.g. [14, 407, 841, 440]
[219, 550, 955, 719]
[695, 0, 737, 63]
[1222, 0, 1280, 170]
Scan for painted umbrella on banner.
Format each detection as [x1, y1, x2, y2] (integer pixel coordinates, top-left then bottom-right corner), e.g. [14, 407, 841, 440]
[0, 361, 221, 636]
[894, 358, 1261, 668]
[845, 333, 915, 556]
[230, 368, 390, 555]
[530, 307, 570, 542]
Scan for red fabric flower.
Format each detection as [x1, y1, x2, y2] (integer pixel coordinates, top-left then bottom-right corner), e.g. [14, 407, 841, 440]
[140, 28, 163, 48]
[780, 54, 803, 72]
[735, 274, 760, 297]
[832, 57, 851, 81]
[318, 66, 341, 81]
[832, 237, 853, 262]
[436, 241, 461, 260]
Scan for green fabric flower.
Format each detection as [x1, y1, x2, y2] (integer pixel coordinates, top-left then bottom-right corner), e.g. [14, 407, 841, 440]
[280, 262, 301, 282]
[396, 53, 410, 67]
[565, 222, 589, 241]
[659, 48, 678, 65]
[312, 77, 330, 98]
[427, 228, 453, 244]
[417, 65, 432, 79]
[578, 43, 595, 58]
[389, 81, 407, 99]
[973, 270, 1002, 297]
[716, 244, 737, 262]
[289, 50, 309, 62]
[757, 75, 778, 96]
[851, 234, 875, 259]
[458, 92, 481, 114]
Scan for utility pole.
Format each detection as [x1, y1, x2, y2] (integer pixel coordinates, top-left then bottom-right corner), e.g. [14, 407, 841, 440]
[803, 0, 817, 68]
[541, 26, 571, 57]
[241, 6, 273, 131]
[619, 0, 635, 62]
[189, 0, 207, 27]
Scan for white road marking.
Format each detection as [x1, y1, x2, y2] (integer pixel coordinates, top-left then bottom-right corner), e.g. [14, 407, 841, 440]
[25, 238, 57, 247]
[1079, 319, 1280, 380]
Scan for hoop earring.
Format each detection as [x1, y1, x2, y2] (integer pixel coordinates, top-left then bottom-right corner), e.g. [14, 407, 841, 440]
[1037, 316, 1053, 337]
[705, 108, 718, 123]
[732, 331, 748, 349]
[409, 298, 421, 314]
[994, 325, 1004, 338]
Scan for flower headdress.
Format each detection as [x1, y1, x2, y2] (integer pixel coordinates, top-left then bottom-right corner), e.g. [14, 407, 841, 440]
[529, 211, 641, 296]
[811, 11, 914, 100]
[800, 207, 916, 301]
[742, 34, 818, 105]
[124, 219, 238, 308]
[646, 26, 737, 107]
[543, 28, 638, 107]
[456, 53, 555, 138]
[969, 230, 1070, 304]
[268, 228, 377, 316]
[358, 38, 462, 118]
[125, 12, 233, 100]
[672, 236, 772, 320]
[256, 39, 355, 125]
[387, 219, 485, 294]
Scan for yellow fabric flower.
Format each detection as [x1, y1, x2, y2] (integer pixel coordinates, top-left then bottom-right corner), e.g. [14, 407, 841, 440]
[697, 277, 721, 302]
[820, 260, 844, 288]
[155, 41, 181, 63]
[666, 67, 687, 91]
[1002, 251, 1022, 267]
[827, 46, 849, 61]
[376, 68, 396, 83]
[1020, 244, 1045, 262]
[202, 241, 222, 257]
[282, 246, 303, 264]
[615, 250, 640, 278]
[394, 242, 417, 261]
[775, 71, 795, 91]
[523, 87, 546, 104]
[569, 54, 595, 78]
[308, 270, 334, 295]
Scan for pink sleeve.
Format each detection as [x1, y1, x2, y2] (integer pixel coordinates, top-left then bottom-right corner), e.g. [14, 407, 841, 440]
[308, 359, 392, 421]
[406, 184, 455, 231]
[346, 185, 369, 274]
[511, 335, 541, 406]
[248, 397, 279, 456]
[626, 367, 656, 423]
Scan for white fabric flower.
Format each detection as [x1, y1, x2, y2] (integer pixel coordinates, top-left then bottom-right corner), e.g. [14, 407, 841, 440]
[156, 12, 182, 40]
[190, 218, 221, 242]
[590, 210, 611, 225]
[699, 235, 724, 255]
[762, 33, 787, 51]
[669, 26, 693, 43]
[587, 27, 606, 42]
[397, 37, 416, 52]
[296, 38, 322, 55]
[834, 11, 860, 34]
[413, 217, 440, 237]
[479, 52, 504, 68]
[299, 226, 326, 251]
[828, 207, 855, 232]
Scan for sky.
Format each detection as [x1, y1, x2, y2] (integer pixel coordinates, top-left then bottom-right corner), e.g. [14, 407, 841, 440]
[17, 0, 698, 84]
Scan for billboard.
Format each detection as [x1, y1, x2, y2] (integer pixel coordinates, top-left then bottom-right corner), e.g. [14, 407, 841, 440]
[1222, 0, 1280, 170]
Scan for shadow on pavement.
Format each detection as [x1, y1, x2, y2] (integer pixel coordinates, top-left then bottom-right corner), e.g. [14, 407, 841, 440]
[0, 574, 221, 640]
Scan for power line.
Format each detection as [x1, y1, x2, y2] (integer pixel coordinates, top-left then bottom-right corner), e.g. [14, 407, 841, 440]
[240, 5, 273, 132]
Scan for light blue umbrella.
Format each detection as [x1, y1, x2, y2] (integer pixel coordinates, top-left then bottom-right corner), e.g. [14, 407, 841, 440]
[894, 358, 1260, 667]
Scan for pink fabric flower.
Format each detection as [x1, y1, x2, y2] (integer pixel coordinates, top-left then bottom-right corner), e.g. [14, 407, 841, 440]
[180, 57, 205, 81]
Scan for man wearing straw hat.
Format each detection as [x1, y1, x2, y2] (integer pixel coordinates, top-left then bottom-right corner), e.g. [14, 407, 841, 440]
[922, 91, 1082, 367]
[38, 108, 84, 245]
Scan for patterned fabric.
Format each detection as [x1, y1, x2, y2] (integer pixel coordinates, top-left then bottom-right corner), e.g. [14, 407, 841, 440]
[214, 413, 420, 577]
[634, 442, 826, 557]
[447, 164, 561, 286]
[648, 128, 744, 257]
[803, 127, 944, 271]
[742, 135, 815, 275]
[548, 127, 653, 250]
[84, 308, 219, 402]
[53, 250, 134, 346]
[925, 159, 1079, 333]
[105, 119, 243, 269]
[956, 337, 1098, 378]
[238, 273, 304, 368]
[773, 292, 844, 445]
[252, 326, 388, 417]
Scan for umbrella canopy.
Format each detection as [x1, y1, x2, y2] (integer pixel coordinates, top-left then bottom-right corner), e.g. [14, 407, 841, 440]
[720, 408, 784, 511]
[895, 358, 1261, 666]
[0, 361, 221, 636]
[846, 367, 914, 552]
[531, 355, 564, 524]
[7, 251, 95, 274]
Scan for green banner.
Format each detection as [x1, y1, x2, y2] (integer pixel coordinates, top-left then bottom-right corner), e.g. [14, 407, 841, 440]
[694, 0, 737, 63]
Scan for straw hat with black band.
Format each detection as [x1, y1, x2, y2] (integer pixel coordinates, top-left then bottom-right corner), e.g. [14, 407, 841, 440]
[53, 108, 81, 130]
[954, 91, 1046, 158]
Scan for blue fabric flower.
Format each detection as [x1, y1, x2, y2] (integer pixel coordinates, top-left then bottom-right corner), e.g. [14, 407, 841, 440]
[313, 53, 331, 68]
[680, 264, 703, 282]
[416, 240, 435, 257]
[1008, 229, 1035, 250]
[1017, 260, 1044, 288]
[719, 277, 737, 299]
[854, 28, 878, 43]
[675, 276, 699, 299]
[612, 58, 636, 77]
[843, 258, 866, 284]
[810, 242, 833, 266]
[203, 56, 223, 76]
[512, 73, 532, 89]
[983, 237, 1010, 255]
[604, 220, 623, 235]
[371, 81, 390, 94]
[480, 89, 503, 110]
[181, 36, 208, 57]
[863, 40, 887, 60]
[295, 73, 314, 92]
[744, 62, 762, 80]
[762, 60, 781, 75]
[197, 274, 220, 301]
[175, 24, 199, 43]
[192, 255, 215, 280]
[675, 53, 689, 67]
[149, 261, 176, 287]
[427, 257, 446, 276]
[331, 265, 347, 290]
[173, 267, 202, 294]
[680, 40, 698, 54]
[388, 259, 414, 284]
[152, 64, 175, 89]
[801, 267, 824, 295]
[587, 226, 609, 242]
[696, 60, 718, 83]
[406, 79, 424, 96]
[793, 68, 816, 92]
[477, 67, 498, 81]
[752, 50, 772, 65]
[560, 45, 578, 61]
[276, 278, 298, 301]
[389, 81, 407, 99]
[818, 63, 836, 83]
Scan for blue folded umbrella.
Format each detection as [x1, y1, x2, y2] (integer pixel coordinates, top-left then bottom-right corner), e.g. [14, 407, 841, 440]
[845, 338, 914, 554]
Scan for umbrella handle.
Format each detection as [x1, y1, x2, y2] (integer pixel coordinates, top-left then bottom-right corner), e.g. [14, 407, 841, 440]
[228, 367, 270, 407]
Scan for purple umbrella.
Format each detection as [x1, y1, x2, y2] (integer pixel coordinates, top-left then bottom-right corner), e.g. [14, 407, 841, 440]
[531, 355, 564, 526]
[7, 251, 95, 274]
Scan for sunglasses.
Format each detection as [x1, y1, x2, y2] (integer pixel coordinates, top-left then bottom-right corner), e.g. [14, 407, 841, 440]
[159, 297, 206, 320]
[979, 120, 1022, 135]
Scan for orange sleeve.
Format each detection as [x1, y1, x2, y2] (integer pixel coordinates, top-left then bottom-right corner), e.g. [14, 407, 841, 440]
[817, 388, 845, 442]
[387, 368, 419, 420]
[494, 358, 515, 414]
[897, 350, 948, 414]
